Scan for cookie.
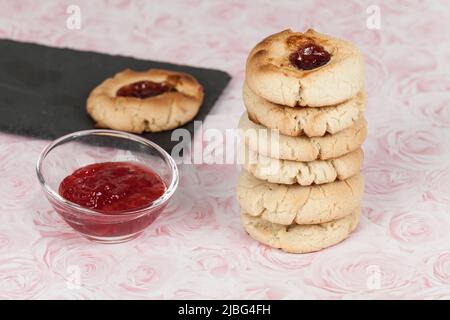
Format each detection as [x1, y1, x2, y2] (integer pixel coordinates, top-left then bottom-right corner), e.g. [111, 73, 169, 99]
[243, 82, 365, 137]
[241, 207, 360, 254]
[87, 69, 204, 133]
[238, 112, 367, 162]
[246, 29, 364, 107]
[242, 144, 364, 185]
[236, 170, 364, 225]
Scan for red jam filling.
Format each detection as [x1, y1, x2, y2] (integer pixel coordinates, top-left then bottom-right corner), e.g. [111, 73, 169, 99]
[116, 80, 176, 99]
[289, 43, 331, 70]
[59, 162, 166, 213]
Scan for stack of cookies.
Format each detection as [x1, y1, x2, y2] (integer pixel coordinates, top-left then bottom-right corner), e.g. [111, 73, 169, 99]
[237, 29, 367, 253]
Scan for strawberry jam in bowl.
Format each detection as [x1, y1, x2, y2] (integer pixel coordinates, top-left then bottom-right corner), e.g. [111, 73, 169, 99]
[36, 130, 178, 243]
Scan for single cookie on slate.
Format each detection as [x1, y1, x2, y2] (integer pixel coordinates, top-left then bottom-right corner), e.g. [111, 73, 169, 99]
[87, 69, 204, 133]
[241, 144, 364, 185]
[236, 170, 364, 225]
[246, 29, 364, 107]
[238, 112, 367, 162]
[241, 207, 360, 254]
[243, 82, 365, 137]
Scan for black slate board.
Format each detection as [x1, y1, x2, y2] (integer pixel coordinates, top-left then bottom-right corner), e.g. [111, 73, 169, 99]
[0, 39, 231, 152]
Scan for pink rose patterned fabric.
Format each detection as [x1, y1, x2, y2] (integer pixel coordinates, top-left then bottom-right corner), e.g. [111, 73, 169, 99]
[0, 0, 450, 299]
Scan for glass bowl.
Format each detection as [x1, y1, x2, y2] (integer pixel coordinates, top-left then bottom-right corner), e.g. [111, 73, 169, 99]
[36, 130, 178, 243]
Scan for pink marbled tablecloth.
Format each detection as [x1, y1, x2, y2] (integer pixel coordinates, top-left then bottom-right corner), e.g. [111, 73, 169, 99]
[1, 0, 450, 299]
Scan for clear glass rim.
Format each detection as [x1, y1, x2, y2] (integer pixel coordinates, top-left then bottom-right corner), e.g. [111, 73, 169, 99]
[36, 129, 179, 218]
